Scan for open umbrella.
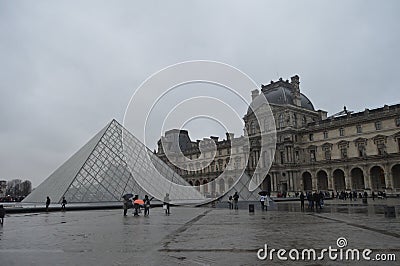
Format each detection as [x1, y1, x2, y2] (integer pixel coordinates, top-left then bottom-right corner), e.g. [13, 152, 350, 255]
[134, 199, 144, 205]
[122, 193, 133, 200]
[258, 191, 269, 196]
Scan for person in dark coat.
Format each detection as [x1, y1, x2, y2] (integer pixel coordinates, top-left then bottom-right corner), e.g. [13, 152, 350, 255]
[233, 192, 239, 210]
[46, 196, 51, 211]
[61, 197, 67, 211]
[306, 192, 312, 209]
[319, 191, 324, 209]
[0, 205, 5, 225]
[143, 195, 154, 216]
[300, 192, 305, 211]
[313, 192, 320, 210]
[123, 197, 129, 216]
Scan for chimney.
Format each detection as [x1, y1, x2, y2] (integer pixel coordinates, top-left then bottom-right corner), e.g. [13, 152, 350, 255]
[290, 75, 301, 107]
[210, 136, 219, 142]
[226, 132, 234, 141]
[251, 89, 259, 101]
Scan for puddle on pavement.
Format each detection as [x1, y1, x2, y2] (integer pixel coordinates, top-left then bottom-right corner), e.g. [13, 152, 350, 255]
[273, 202, 399, 219]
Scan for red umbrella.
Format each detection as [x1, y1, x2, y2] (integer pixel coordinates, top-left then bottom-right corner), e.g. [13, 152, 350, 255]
[134, 199, 144, 205]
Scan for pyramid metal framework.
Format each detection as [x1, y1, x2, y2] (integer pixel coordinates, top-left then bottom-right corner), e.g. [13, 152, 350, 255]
[23, 119, 262, 204]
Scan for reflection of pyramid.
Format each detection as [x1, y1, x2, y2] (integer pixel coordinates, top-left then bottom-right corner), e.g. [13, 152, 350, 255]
[24, 120, 205, 204]
[219, 172, 262, 201]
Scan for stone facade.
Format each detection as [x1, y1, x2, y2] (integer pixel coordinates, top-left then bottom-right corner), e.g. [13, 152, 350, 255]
[156, 129, 248, 197]
[156, 75, 400, 196]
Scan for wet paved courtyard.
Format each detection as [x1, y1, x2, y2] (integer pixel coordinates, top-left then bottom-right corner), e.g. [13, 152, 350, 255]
[0, 199, 399, 265]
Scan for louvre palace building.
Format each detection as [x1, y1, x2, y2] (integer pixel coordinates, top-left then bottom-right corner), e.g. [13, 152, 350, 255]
[156, 75, 400, 197]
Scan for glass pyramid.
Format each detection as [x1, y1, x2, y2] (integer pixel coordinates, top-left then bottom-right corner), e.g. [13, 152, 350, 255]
[23, 120, 206, 204]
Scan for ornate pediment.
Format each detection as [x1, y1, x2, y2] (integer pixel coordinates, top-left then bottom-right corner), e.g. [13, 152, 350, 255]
[392, 131, 400, 140]
[354, 137, 367, 146]
[307, 145, 317, 150]
[373, 134, 387, 144]
[337, 140, 349, 148]
[322, 142, 333, 150]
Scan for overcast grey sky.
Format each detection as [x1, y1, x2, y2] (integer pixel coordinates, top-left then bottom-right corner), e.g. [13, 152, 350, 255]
[1, 0, 399, 187]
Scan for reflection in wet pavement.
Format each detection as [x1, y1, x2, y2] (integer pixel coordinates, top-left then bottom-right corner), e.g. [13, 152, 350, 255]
[274, 198, 399, 218]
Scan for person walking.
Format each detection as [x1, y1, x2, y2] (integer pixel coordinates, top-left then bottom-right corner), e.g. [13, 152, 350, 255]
[61, 197, 67, 211]
[0, 205, 5, 225]
[143, 195, 154, 216]
[163, 193, 170, 215]
[123, 197, 129, 216]
[313, 192, 320, 210]
[300, 192, 305, 211]
[319, 191, 324, 209]
[46, 196, 51, 212]
[233, 192, 239, 210]
[260, 195, 265, 211]
[372, 191, 375, 201]
[306, 192, 312, 209]
[228, 195, 233, 209]
[265, 195, 271, 211]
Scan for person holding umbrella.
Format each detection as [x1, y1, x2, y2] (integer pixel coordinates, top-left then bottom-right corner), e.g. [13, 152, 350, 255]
[133, 198, 144, 216]
[132, 195, 142, 216]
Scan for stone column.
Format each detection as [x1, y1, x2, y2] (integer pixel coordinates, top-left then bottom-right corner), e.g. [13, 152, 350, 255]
[271, 172, 276, 191]
[385, 164, 393, 190]
[312, 171, 317, 191]
[345, 167, 351, 190]
[327, 169, 334, 190]
[291, 173, 296, 191]
[363, 165, 372, 190]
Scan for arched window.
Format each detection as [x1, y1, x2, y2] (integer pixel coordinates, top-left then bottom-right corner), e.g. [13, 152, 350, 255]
[302, 115, 307, 126]
[250, 121, 256, 134]
[293, 113, 297, 127]
[278, 114, 284, 128]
